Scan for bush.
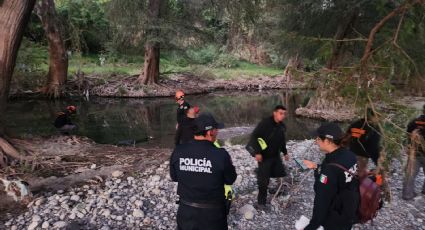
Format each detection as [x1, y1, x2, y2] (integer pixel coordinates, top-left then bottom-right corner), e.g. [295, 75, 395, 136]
[212, 53, 239, 68]
[186, 45, 219, 65]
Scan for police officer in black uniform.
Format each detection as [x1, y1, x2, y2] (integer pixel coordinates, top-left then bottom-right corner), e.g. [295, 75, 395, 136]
[402, 104, 425, 200]
[170, 113, 237, 230]
[303, 122, 359, 230]
[247, 105, 289, 208]
[346, 108, 381, 177]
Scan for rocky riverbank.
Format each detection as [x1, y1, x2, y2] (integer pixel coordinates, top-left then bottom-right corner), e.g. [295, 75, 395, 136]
[2, 140, 425, 229]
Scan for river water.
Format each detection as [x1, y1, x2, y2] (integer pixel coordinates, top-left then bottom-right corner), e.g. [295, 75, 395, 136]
[4, 90, 323, 148]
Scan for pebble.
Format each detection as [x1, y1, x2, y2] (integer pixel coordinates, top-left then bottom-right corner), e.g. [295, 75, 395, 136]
[53, 221, 67, 228]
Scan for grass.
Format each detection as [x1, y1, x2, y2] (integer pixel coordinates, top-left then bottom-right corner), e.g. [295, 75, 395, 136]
[14, 40, 283, 82]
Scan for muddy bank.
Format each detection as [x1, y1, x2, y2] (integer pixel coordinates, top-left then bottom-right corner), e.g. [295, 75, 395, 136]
[9, 73, 308, 99]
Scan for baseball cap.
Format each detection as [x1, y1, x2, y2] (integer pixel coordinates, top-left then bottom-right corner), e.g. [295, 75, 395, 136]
[311, 122, 344, 140]
[194, 113, 224, 133]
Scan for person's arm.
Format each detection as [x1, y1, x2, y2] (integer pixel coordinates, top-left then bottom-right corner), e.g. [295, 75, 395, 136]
[223, 150, 237, 185]
[305, 166, 338, 230]
[250, 120, 265, 154]
[169, 150, 178, 182]
[175, 124, 182, 145]
[281, 125, 288, 156]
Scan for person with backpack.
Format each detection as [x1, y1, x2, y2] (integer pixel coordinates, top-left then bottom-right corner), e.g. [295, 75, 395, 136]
[303, 122, 359, 230]
[345, 108, 381, 178]
[402, 104, 425, 200]
[246, 105, 289, 209]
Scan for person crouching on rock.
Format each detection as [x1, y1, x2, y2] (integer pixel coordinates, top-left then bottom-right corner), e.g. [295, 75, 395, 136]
[303, 123, 359, 230]
[54, 105, 78, 135]
[170, 113, 237, 230]
[246, 105, 289, 210]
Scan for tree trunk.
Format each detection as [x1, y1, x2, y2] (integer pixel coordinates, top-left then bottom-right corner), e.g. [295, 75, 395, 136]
[283, 54, 303, 84]
[140, 42, 159, 85]
[35, 0, 68, 98]
[139, 0, 161, 85]
[326, 9, 359, 69]
[0, 0, 36, 110]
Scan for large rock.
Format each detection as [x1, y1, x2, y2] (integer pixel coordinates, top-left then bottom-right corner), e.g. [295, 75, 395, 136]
[133, 209, 145, 218]
[112, 170, 124, 178]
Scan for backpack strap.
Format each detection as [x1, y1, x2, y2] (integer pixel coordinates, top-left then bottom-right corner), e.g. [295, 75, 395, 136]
[328, 163, 357, 177]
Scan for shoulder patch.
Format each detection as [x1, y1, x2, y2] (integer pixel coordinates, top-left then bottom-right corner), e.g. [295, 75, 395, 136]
[320, 174, 328, 184]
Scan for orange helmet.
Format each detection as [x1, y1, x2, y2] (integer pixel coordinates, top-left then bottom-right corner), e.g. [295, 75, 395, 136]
[175, 90, 185, 101]
[66, 105, 77, 112]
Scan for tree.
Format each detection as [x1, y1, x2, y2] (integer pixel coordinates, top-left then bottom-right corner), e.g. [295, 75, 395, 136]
[139, 0, 162, 85]
[35, 0, 68, 98]
[0, 0, 36, 110]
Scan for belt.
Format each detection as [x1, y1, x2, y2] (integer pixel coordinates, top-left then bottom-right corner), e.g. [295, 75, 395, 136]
[180, 199, 223, 209]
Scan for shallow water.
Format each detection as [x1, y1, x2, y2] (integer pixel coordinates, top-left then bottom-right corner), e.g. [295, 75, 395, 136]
[4, 90, 323, 148]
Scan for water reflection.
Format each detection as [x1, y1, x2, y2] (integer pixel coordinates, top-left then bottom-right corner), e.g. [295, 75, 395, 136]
[5, 90, 322, 148]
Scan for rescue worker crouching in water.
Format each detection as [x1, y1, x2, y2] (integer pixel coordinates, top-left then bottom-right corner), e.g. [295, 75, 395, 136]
[246, 105, 289, 209]
[170, 113, 237, 230]
[303, 123, 359, 230]
[54, 105, 78, 135]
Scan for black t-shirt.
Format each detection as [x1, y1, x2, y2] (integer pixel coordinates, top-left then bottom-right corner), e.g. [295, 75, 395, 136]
[170, 140, 237, 203]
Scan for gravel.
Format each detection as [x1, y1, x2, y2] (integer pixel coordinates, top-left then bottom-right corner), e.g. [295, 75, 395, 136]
[2, 140, 424, 229]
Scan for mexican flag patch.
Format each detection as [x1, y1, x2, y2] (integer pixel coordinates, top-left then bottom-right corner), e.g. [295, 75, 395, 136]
[320, 174, 328, 184]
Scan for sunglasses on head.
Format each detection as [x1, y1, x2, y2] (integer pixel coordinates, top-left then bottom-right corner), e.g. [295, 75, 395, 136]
[175, 95, 184, 101]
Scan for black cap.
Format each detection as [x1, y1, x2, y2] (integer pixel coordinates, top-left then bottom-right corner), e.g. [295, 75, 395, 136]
[194, 113, 224, 133]
[312, 122, 344, 140]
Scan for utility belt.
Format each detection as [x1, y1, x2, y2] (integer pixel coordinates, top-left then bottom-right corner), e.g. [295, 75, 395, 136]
[179, 199, 224, 209]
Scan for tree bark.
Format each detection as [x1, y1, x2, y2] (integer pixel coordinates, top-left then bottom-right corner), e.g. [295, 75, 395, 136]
[35, 0, 68, 98]
[139, 0, 161, 85]
[0, 0, 36, 110]
[326, 9, 359, 69]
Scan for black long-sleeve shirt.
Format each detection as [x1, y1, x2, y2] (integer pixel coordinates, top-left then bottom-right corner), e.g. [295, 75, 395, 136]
[305, 147, 358, 230]
[176, 101, 190, 124]
[249, 116, 288, 159]
[170, 140, 237, 203]
[347, 119, 381, 164]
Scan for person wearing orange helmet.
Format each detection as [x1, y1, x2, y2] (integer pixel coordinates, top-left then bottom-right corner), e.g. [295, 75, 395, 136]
[54, 105, 77, 135]
[175, 90, 191, 127]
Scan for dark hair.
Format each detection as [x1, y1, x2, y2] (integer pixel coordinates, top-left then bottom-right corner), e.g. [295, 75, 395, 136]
[274, 105, 287, 111]
[318, 136, 342, 146]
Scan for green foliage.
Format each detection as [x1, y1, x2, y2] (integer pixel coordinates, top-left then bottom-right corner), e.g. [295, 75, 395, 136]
[56, 0, 110, 53]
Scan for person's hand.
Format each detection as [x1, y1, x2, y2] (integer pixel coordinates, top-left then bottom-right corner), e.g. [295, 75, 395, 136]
[176, 123, 179, 130]
[303, 160, 317, 169]
[255, 154, 263, 163]
[284, 154, 290, 161]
